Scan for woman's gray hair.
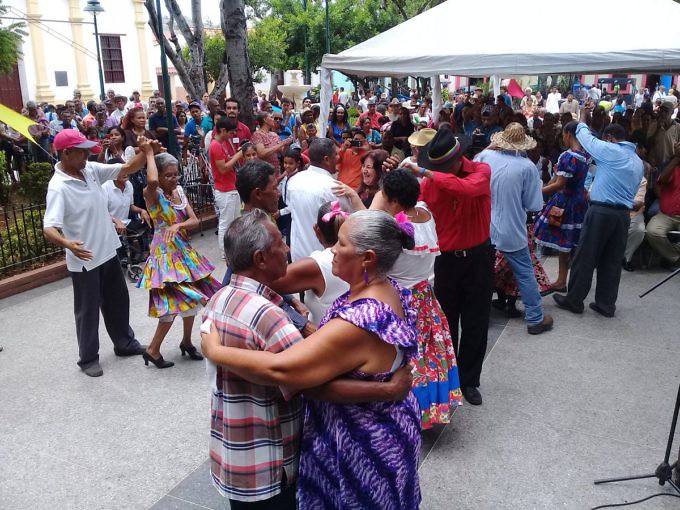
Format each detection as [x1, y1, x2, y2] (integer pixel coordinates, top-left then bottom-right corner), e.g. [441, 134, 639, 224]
[154, 152, 178, 172]
[224, 209, 274, 272]
[346, 210, 415, 277]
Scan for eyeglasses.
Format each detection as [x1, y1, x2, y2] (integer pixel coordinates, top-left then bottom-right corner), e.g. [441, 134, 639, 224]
[273, 117, 283, 121]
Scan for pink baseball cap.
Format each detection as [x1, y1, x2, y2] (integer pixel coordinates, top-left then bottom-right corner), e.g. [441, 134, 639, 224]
[53, 129, 100, 152]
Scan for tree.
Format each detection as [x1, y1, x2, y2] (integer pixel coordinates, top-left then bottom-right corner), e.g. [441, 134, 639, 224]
[144, 0, 229, 99]
[0, 1, 25, 75]
[221, 0, 256, 129]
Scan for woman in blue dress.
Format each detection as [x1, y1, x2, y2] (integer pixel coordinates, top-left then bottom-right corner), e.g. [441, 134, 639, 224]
[534, 121, 590, 291]
[327, 104, 351, 146]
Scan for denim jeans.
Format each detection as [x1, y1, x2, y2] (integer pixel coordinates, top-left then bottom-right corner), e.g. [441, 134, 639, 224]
[501, 246, 544, 325]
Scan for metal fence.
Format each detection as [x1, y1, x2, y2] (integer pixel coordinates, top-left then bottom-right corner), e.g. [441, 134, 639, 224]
[0, 203, 64, 277]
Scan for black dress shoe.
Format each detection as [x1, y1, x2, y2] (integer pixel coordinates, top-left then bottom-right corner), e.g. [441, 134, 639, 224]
[81, 361, 103, 377]
[527, 314, 554, 335]
[179, 343, 204, 360]
[461, 386, 483, 406]
[589, 302, 615, 318]
[114, 344, 148, 356]
[142, 352, 174, 369]
[622, 260, 635, 272]
[552, 293, 584, 314]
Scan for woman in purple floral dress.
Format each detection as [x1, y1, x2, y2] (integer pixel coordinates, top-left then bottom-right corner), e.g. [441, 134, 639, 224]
[202, 210, 421, 509]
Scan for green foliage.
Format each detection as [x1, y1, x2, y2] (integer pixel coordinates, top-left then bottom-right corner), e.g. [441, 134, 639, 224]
[347, 106, 360, 126]
[0, 0, 26, 75]
[0, 152, 12, 207]
[19, 162, 52, 205]
[0, 206, 55, 276]
[247, 0, 403, 74]
[441, 87, 449, 103]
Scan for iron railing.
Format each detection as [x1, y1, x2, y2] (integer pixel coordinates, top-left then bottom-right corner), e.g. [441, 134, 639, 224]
[0, 203, 64, 277]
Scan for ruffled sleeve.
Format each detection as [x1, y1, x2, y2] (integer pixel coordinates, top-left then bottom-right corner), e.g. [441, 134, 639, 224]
[407, 202, 440, 256]
[556, 151, 578, 178]
[319, 279, 418, 360]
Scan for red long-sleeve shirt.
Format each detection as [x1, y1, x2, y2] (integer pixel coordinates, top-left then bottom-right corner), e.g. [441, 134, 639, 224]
[419, 157, 491, 251]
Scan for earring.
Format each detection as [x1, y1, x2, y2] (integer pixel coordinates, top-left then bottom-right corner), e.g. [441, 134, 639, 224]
[363, 268, 369, 285]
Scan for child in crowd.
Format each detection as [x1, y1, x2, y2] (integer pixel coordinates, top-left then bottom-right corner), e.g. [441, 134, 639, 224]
[240, 142, 258, 162]
[276, 148, 305, 244]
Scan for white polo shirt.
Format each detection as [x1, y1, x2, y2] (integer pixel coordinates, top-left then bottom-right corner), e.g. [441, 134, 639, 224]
[44, 161, 123, 272]
[102, 179, 134, 226]
[286, 165, 350, 262]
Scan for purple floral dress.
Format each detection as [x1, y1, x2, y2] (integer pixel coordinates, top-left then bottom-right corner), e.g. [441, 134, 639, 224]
[299, 279, 422, 509]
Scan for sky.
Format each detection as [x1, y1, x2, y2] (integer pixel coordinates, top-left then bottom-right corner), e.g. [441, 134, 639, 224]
[176, 0, 223, 26]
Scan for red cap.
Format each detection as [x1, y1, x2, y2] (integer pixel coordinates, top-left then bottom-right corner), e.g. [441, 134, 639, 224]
[53, 129, 99, 152]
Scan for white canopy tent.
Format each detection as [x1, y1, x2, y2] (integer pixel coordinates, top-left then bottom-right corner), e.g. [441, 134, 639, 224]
[319, 0, 680, 135]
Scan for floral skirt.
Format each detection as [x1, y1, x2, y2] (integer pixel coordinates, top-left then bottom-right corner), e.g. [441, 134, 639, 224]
[410, 280, 462, 429]
[495, 226, 552, 297]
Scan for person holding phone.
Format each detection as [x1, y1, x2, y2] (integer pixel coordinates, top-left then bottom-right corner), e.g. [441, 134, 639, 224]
[338, 129, 369, 190]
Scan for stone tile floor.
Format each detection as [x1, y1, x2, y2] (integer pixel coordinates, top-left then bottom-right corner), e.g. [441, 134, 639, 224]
[1, 231, 678, 509]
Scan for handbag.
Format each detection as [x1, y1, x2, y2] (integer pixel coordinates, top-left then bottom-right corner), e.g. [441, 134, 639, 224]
[548, 206, 565, 227]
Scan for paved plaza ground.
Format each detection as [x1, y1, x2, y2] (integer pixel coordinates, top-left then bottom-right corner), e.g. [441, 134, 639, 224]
[1, 231, 679, 509]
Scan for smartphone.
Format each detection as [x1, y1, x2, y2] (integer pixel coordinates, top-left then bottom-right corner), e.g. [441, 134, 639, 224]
[351, 140, 362, 147]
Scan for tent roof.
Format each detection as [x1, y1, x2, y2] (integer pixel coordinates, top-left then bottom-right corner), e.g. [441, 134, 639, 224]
[321, 0, 680, 77]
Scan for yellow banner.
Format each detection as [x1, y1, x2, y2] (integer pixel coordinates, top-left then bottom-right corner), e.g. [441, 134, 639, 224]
[0, 104, 37, 145]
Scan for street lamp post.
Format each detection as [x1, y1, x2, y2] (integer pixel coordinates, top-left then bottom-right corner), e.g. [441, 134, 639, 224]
[325, 0, 331, 55]
[83, 0, 106, 101]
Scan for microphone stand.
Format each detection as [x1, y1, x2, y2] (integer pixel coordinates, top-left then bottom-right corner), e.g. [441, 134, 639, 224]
[593, 268, 680, 498]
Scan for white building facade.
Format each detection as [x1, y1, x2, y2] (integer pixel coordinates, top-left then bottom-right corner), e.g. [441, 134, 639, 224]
[5, 0, 176, 105]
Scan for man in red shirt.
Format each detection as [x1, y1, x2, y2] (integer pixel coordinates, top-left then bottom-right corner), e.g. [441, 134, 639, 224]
[645, 141, 680, 268]
[355, 98, 383, 130]
[403, 129, 492, 406]
[209, 117, 245, 258]
[224, 97, 252, 143]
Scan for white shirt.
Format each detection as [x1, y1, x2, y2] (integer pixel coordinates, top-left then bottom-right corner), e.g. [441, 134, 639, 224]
[102, 179, 134, 226]
[652, 91, 666, 102]
[287, 165, 350, 262]
[304, 248, 350, 323]
[110, 109, 126, 124]
[546, 92, 562, 114]
[338, 92, 349, 105]
[389, 203, 439, 288]
[358, 97, 369, 113]
[44, 161, 123, 272]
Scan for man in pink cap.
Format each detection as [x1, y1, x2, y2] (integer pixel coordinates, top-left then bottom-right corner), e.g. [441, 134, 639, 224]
[43, 130, 156, 377]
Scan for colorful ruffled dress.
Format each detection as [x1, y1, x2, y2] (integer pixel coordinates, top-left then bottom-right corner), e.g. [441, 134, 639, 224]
[298, 278, 421, 509]
[137, 186, 221, 317]
[534, 149, 590, 252]
[390, 202, 462, 429]
[495, 223, 552, 297]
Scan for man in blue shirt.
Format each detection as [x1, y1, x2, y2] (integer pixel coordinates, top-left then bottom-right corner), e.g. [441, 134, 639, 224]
[184, 101, 205, 138]
[475, 123, 553, 335]
[554, 104, 643, 317]
[148, 98, 180, 149]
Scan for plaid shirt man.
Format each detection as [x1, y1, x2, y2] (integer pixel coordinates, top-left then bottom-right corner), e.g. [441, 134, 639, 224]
[202, 274, 303, 503]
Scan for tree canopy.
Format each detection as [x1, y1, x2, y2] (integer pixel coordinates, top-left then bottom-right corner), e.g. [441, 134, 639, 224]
[0, 1, 25, 75]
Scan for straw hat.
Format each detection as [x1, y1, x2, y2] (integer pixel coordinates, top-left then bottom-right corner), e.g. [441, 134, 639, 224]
[490, 122, 536, 151]
[408, 128, 437, 147]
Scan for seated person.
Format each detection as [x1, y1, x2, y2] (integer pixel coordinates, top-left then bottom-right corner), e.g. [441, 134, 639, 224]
[102, 165, 151, 262]
[645, 141, 680, 268]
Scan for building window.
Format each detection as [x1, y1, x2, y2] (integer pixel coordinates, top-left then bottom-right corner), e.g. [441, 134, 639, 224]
[55, 71, 68, 87]
[100, 35, 125, 83]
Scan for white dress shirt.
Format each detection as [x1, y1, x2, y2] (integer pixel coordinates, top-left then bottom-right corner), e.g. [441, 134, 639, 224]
[44, 161, 123, 272]
[102, 179, 134, 226]
[286, 165, 350, 262]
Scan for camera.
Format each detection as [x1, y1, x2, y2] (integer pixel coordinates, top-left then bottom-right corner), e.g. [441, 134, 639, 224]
[351, 139, 363, 147]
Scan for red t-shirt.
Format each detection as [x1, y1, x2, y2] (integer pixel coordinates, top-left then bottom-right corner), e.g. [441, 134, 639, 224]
[338, 149, 363, 190]
[236, 121, 252, 142]
[209, 138, 237, 192]
[419, 157, 491, 251]
[355, 111, 383, 130]
[659, 165, 680, 216]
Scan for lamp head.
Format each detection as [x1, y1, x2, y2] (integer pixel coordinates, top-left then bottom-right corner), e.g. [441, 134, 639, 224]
[83, 0, 104, 14]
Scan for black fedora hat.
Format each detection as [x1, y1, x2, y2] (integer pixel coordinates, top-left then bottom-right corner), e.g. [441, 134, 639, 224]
[417, 129, 470, 172]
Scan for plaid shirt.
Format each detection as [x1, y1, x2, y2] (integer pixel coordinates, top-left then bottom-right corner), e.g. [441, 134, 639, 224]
[202, 275, 303, 502]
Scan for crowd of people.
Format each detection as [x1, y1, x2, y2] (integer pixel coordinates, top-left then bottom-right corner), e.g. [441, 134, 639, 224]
[34, 78, 680, 509]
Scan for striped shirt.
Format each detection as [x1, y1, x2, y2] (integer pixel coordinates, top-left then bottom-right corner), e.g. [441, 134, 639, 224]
[202, 275, 303, 502]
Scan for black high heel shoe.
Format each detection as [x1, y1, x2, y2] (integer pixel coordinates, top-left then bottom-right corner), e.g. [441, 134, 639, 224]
[180, 343, 204, 361]
[142, 351, 174, 368]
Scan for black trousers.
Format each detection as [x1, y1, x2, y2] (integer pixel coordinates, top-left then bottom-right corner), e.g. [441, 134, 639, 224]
[70, 255, 141, 367]
[228, 483, 297, 510]
[565, 205, 630, 316]
[433, 244, 494, 388]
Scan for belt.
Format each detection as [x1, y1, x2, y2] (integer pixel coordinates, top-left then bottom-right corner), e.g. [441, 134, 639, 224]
[441, 239, 491, 258]
[590, 201, 631, 211]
